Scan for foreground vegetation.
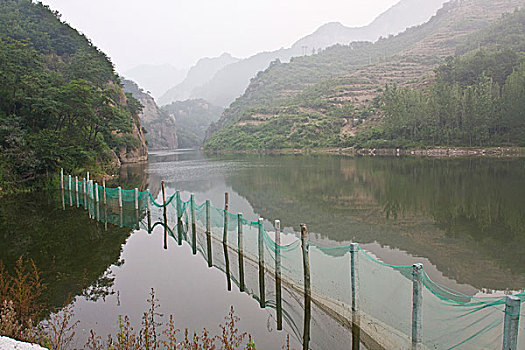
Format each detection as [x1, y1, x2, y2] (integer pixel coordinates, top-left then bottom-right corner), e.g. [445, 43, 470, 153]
[0, 0, 145, 193]
[0, 258, 296, 350]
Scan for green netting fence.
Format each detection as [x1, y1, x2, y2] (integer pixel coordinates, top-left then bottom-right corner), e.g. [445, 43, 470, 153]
[60, 173, 525, 350]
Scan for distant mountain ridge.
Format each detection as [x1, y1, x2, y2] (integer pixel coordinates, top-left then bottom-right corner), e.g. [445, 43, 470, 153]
[293, 0, 448, 50]
[159, 0, 448, 108]
[157, 53, 239, 106]
[124, 64, 188, 99]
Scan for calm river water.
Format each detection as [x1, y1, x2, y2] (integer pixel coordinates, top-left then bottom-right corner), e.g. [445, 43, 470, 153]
[1, 150, 524, 349]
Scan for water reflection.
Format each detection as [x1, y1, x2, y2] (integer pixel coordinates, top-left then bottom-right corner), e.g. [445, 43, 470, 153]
[142, 151, 525, 292]
[59, 183, 362, 350]
[0, 191, 132, 310]
[218, 155, 525, 291]
[16, 150, 521, 349]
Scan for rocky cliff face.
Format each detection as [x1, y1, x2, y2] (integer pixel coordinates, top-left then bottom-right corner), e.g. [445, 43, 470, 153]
[122, 79, 178, 150]
[117, 114, 148, 163]
[103, 81, 149, 165]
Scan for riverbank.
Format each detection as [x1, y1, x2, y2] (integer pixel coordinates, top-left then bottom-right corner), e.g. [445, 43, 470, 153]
[204, 146, 525, 158]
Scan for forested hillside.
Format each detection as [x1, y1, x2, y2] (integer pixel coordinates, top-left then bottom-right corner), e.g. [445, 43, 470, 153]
[353, 8, 525, 148]
[204, 0, 525, 151]
[377, 52, 525, 147]
[0, 0, 147, 192]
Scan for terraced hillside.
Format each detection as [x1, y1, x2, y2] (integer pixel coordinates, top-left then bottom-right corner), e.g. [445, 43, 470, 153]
[205, 0, 525, 150]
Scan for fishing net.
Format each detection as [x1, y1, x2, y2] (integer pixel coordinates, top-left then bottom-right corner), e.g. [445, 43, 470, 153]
[60, 174, 525, 350]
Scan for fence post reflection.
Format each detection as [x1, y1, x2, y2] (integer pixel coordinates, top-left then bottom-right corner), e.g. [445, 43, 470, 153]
[206, 200, 212, 268]
[238, 213, 245, 292]
[350, 243, 360, 350]
[223, 240, 232, 291]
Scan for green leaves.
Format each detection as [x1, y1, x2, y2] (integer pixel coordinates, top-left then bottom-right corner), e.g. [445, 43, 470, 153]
[379, 50, 523, 147]
[0, 1, 143, 192]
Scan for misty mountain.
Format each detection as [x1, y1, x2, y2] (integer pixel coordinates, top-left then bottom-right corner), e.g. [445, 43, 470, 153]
[123, 64, 188, 99]
[293, 0, 448, 50]
[168, 0, 447, 108]
[122, 79, 178, 150]
[204, 0, 525, 150]
[161, 99, 223, 148]
[157, 53, 239, 106]
[189, 48, 302, 107]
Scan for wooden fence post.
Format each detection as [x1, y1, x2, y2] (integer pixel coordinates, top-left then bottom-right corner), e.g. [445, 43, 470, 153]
[206, 200, 212, 267]
[412, 263, 423, 349]
[258, 218, 265, 308]
[350, 243, 360, 349]
[275, 219, 283, 331]
[503, 295, 521, 350]
[75, 176, 79, 207]
[60, 168, 64, 189]
[190, 194, 196, 255]
[102, 178, 106, 204]
[95, 192, 100, 221]
[223, 192, 229, 244]
[301, 224, 311, 350]
[118, 186, 122, 208]
[223, 198, 232, 290]
[83, 178, 87, 207]
[176, 191, 182, 246]
[350, 243, 359, 313]
[161, 181, 166, 205]
[161, 181, 167, 249]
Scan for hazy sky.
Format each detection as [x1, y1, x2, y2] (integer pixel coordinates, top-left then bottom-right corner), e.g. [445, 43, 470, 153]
[40, 0, 400, 72]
